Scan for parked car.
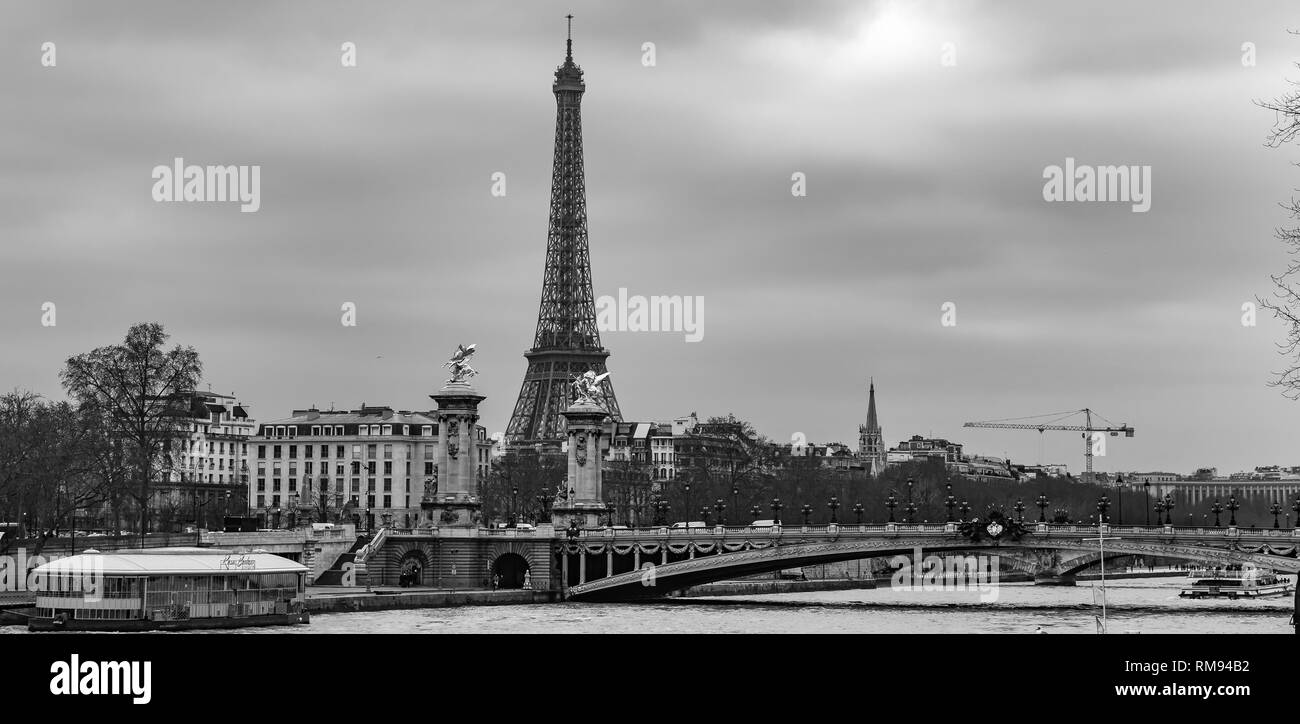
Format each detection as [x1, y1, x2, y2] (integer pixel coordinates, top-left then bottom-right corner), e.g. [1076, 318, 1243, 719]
[750, 519, 776, 527]
[670, 521, 709, 529]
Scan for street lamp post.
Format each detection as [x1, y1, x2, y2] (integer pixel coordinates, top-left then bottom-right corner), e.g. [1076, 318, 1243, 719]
[944, 483, 956, 522]
[959, 499, 971, 520]
[1096, 495, 1110, 524]
[701, 509, 711, 526]
[750, 504, 761, 523]
[1036, 494, 1049, 523]
[1014, 498, 1026, 523]
[853, 503, 864, 524]
[885, 492, 897, 523]
[827, 497, 840, 524]
[1227, 495, 1239, 526]
[906, 478, 914, 523]
[1211, 499, 1223, 527]
[714, 498, 726, 527]
[1143, 481, 1150, 525]
[1270, 501, 1282, 529]
[1163, 494, 1174, 525]
[1115, 474, 1124, 524]
[801, 504, 813, 527]
[1292, 497, 1300, 528]
[770, 497, 783, 526]
[510, 486, 518, 527]
[683, 482, 692, 528]
[731, 486, 740, 523]
[1154, 500, 1165, 526]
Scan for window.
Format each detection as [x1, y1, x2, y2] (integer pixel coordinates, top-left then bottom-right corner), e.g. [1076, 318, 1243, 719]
[383, 478, 392, 492]
[305, 446, 313, 459]
[367, 444, 376, 459]
[288, 478, 297, 492]
[276, 426, 285, 438]
[273, 445, 282, 459]
[367, 478, 375, 492]
[334, 426, 343, 436]
[382, 425, 392, 436]
[321, 445, 329, 458]
[383, 495, 391, 508]
[288, 427, 296, 439]
[384, 444, 392, 460]
[273, 480, 281, 494]
[425, 462, 434, 476]
[352, 444, 361, 460]
[421, 425, 432, 437]
[351, 479, 360, 494]
[424, 446, 433, 460]
[336, 464, 344, 476]
[336, 445, 344, 459]
[305, 462, 314, 475]
[402, 425, 409, 436]
[383, 461, 392, 475]
[256, 495, 265, 508]
[257, 479, 265, 492]
[272, 495, 281, 507]
[289, 445, 297, 459]
[311, 426, 320, 436]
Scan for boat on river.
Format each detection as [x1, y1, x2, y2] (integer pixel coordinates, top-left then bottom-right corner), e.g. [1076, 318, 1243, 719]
[26, 547, 310, 631]
[1179, 567, 1296, 600]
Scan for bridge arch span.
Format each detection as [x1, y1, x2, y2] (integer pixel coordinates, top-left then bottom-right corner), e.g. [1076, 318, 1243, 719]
[567, 536, 1300, 601]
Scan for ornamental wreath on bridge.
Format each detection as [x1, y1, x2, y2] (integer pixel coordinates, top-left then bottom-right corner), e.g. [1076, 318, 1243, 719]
[957, 508, 1032, 542]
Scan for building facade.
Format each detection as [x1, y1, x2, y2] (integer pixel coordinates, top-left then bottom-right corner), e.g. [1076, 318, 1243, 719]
[250, 405, 491, 530]
[152, 390, 254, 531]
[888, 435, 964, 465]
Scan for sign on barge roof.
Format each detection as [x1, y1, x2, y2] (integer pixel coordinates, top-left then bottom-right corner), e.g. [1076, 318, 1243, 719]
[32, 547, 307, 576]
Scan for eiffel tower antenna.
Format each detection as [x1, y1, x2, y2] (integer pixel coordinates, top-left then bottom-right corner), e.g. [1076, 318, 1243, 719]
[566, 14, 574, 61]
[505, 19, 622, 447]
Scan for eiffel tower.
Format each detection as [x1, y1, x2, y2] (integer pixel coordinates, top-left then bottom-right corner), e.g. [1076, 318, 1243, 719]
[505, 17, 622, 447]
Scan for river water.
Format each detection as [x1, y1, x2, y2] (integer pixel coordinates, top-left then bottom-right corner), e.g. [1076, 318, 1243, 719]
[261, 575, 1299, 634]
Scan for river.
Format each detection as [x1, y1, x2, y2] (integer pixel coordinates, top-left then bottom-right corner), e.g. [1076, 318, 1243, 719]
[251, 575, 1298, 634]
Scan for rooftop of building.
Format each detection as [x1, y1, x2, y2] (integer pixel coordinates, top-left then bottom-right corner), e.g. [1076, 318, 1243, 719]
[264, 406, 436, 426]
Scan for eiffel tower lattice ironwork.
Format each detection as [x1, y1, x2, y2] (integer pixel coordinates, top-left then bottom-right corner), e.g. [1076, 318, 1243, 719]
[505, 20, 621, 446]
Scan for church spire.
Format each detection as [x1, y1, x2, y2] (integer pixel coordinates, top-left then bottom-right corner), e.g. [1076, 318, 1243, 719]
[866, 378, 879, 431]
[859, 378, 885, 476]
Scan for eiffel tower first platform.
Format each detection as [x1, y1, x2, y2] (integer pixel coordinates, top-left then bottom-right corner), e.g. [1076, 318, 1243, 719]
[505, 20, 622, 448]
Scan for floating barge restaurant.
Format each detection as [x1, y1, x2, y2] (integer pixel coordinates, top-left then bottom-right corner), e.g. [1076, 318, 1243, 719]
[28, 547, 310, 631]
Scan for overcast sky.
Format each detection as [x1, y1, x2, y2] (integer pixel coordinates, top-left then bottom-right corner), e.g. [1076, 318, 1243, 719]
[3, 0, 1300, 476]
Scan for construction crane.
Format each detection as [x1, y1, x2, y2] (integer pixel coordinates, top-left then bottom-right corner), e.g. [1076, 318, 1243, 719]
[963, 409, 1134, 482]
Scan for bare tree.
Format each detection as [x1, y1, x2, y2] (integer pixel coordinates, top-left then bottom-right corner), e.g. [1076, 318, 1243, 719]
[1257, 31, 1300, 397]
[60, 323, 202, 545]
[0, 390, 45, 537]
